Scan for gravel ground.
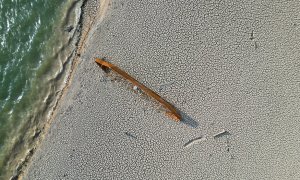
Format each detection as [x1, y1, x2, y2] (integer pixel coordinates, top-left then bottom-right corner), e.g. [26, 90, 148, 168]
[24, 0, 300, 179]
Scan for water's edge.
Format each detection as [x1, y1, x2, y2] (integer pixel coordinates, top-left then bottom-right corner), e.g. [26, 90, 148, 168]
[3, 0, 97, 179]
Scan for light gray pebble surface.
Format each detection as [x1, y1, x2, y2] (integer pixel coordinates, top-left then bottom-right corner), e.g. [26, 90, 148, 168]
[24, 0, 300, 179]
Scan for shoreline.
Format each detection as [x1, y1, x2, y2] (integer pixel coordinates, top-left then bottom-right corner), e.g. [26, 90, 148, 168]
[14, 0, 113, 179]
[7, 0, 100, 179]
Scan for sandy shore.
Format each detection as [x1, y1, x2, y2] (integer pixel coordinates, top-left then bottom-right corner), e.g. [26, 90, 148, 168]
[24, 0, 300, 179]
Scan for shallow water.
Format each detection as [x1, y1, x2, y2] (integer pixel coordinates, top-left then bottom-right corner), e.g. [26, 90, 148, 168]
[0, 0, 81, 178]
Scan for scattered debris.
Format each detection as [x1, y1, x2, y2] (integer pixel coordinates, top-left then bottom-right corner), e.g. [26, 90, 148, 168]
[254, 41, 258, 49]
[183, 136, 206, 148]
[125, 132, 137, 139]
[250, 30, 254, 40]
[158, 81, 175, 91]
[32, 129, 41, 139]
[64, 25, 74, 32]
[213, 130, 230, 139]
[95, 58, 181, 121]
[230, 154, 235, 159]
[133, 85, 138, 91]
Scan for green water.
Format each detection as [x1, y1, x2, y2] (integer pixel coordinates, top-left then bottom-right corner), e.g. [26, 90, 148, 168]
[0, 0, 80, 178]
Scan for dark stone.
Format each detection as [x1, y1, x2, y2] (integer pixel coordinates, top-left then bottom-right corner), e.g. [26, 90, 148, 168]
[64, 25, 74, 32]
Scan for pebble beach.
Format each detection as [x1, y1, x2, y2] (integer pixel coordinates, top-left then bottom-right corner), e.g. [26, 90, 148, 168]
[23, 0, 300, 179]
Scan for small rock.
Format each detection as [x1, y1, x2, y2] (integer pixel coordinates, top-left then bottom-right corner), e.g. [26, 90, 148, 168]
[64, 25, 74, 32]
[133, 85, 138, 91]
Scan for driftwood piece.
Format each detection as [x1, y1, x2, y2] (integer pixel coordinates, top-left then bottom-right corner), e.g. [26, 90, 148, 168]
[95, 58, 181, 121]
